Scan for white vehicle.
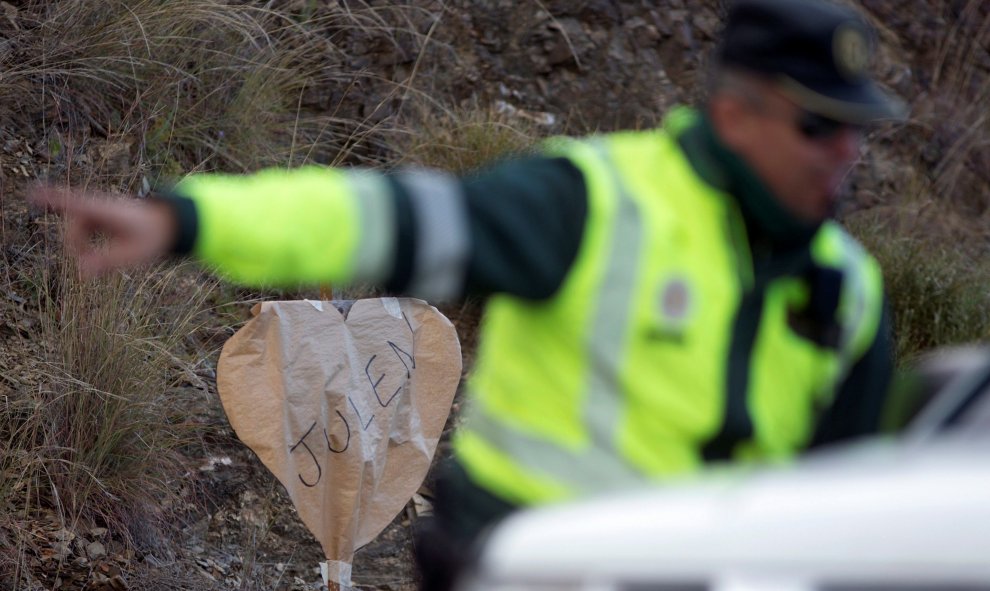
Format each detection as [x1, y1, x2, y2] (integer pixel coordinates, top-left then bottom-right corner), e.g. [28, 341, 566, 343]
[459, 347, 990, 591]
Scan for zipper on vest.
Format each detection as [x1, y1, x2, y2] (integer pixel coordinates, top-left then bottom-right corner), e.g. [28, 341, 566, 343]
[702, 205, 758, 462]
[702, 289, 763, 461]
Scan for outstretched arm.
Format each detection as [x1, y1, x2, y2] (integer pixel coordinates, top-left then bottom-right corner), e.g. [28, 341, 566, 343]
[30, 156, 589, 301]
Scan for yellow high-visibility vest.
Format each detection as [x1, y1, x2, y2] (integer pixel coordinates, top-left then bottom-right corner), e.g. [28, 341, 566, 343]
[454, 108, 884, 505]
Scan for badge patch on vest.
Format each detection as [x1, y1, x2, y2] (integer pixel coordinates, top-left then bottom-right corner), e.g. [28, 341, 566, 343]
[653, 276, 694, 339]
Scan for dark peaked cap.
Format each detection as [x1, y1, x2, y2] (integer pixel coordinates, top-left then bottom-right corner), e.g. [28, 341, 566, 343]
[717, 0, 907, 123]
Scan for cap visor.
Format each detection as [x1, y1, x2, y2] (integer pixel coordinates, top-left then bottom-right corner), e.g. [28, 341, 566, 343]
[777, 75, 908, 123]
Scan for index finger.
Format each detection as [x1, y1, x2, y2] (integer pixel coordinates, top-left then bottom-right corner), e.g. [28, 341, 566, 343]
[27, 185, 95, 216]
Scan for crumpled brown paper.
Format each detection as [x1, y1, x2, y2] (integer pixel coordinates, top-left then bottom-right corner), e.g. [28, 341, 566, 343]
[217, 298, 461, 587]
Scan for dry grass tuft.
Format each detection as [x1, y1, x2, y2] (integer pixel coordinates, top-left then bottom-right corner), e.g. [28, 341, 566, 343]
[4, 241, 212, 543]
[1, 0, 430, 191]
[396, 103, 546, 173]
[849, 212, 990, 364]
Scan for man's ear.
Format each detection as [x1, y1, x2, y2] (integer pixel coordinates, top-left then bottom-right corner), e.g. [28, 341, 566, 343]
[708, 94, 751, 151]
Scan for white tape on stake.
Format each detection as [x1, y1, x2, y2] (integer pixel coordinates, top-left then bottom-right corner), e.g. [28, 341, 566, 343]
[321, 560, 353, 588]
[381, 296, 402, 319]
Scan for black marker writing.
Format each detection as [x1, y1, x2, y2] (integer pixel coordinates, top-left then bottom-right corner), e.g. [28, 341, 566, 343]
[348, 397, 374, 431]
[324, 410, 351, 453]
[366, 354, 400, 407]
[388, 341, 415, 378]
[289, 422, 322, 487]
[289, 327, 420, 486]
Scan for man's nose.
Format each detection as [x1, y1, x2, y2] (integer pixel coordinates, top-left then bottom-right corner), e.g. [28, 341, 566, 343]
[826, 126, 863, 163]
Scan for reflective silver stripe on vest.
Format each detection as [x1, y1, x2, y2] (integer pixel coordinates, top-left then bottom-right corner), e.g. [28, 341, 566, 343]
[469, 140, 648, 493]
[396, 169, 470, 302]
[835, 232, 870, 377]
[348, 170, 397, 284]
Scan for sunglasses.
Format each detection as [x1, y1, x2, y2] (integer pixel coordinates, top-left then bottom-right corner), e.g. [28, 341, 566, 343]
[795, 109, 863, 140]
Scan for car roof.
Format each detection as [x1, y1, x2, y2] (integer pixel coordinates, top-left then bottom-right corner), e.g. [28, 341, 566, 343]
[472, 436, 990, 587]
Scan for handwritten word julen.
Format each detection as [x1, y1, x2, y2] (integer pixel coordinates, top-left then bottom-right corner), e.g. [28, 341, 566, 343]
[288, 328, 416, 488]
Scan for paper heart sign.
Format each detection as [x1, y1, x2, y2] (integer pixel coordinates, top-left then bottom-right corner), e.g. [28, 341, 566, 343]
[217, 298, 461, 587]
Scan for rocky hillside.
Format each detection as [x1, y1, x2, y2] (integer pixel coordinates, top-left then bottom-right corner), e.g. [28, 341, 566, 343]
[2, 1, 989, 590]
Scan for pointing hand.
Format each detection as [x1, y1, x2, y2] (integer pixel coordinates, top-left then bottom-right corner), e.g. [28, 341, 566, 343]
[29, 186, 179, 279]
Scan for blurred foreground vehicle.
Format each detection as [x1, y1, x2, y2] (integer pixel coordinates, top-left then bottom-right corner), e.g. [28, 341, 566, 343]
[458, 347, 990, 591]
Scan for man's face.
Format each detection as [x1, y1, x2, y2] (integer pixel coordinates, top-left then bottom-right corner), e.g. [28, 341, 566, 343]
[714, 84, 863, 224]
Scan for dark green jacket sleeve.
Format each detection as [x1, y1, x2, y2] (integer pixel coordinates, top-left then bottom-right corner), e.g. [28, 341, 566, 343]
[457, 156, 588, 299]
[380, 155, 588, 300]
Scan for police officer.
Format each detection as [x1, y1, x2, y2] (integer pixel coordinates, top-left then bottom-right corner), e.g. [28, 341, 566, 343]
[32, 0, 904, 589]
